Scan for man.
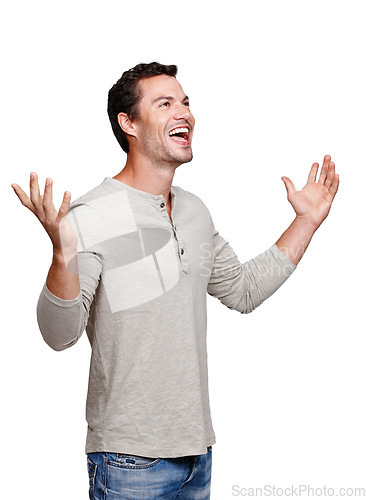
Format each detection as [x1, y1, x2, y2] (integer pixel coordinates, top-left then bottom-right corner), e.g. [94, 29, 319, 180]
[11, 62, 339, 499]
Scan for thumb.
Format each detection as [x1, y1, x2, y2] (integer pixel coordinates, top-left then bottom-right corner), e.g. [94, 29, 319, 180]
[281, 176, 296, 198]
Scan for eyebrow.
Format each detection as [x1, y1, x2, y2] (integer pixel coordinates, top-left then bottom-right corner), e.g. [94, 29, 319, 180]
[152, 95, 190, 105]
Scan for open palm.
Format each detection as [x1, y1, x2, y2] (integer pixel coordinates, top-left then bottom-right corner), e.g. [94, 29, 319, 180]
[281, 155, 339, 229]
[11, 172, 77, 253]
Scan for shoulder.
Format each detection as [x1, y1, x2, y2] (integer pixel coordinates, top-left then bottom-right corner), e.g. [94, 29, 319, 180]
[66, 179, 112, 249]
[172, 185, 214, 229]
[172, 185, 211, 214]
[68, 177, 112, 211]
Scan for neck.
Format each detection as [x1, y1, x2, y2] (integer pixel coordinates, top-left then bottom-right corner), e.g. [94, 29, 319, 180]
[112, 152, 178, 203]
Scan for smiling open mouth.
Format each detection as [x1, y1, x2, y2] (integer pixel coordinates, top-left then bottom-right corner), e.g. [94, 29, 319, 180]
[168, 127, 190, 144]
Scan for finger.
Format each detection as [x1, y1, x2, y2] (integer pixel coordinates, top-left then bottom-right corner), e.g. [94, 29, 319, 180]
[329, 173, 339, 199]
[318, 154, 331, 185]
[281, 176, 296, 198]
[11, 183, 36, 214]
[42, 177, 55, 217]
[56, 191, 72, 223]
[324, 161, 335, 189]
[29, 172, 45, 215]
[307, 163, 319, 183]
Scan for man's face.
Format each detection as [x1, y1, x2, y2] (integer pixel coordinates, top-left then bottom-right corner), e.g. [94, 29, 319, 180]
[132, 75, 195, 167]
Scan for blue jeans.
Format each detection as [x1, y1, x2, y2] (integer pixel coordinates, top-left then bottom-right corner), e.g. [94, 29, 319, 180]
[87, 446, 212, 499]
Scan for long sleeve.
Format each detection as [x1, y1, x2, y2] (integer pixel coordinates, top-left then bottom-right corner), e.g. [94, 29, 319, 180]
[36, 203, 106, 351]
[207, 223, 296, 314]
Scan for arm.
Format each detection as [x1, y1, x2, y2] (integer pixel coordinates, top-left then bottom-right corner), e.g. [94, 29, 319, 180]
[207, 228, 296, 315]
[206, 155, 339, 314]
[36, 247, 103, 351]
[276, 154, 339, 265]
[11, 173, 102, 351]
[37, 202, 105, 351]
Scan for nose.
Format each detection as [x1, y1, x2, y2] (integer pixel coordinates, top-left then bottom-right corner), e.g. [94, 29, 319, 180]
[173, 102, 193, 122]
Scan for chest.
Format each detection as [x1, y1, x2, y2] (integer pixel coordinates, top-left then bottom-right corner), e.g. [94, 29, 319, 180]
[98, 206, 214, 314]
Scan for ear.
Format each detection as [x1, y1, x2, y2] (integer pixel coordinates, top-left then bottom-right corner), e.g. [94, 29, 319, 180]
[117, 112, 137, 138]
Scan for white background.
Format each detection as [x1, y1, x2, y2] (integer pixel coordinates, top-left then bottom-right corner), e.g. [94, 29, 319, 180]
[2, 1, 365, 498]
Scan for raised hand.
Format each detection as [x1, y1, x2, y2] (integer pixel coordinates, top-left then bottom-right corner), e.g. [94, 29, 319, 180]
[281, 154, 339, 229]
[11, 172, 77, 254]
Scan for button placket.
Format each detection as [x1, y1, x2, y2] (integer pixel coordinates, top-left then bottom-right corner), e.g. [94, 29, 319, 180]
[155, 193, 189, 274]
[159, 200, 168, 217]
[174, 230, 189, 273]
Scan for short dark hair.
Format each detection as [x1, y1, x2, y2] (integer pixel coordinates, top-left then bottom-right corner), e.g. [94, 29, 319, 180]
[107, 62, 178, 153]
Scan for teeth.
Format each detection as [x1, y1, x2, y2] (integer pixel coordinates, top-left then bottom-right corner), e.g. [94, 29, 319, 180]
[169, 127, 189, 136]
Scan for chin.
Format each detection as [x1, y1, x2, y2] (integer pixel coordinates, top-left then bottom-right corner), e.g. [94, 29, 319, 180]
[178, 149, 193, 164]
[163, 146, 193, 166]
[184, 155, 193, 164]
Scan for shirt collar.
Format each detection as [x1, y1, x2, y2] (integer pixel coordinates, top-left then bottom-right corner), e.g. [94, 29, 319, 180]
[104, 177, 176, 204]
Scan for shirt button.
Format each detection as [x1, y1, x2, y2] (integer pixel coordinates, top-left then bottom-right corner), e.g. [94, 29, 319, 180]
[160, 202, 165, 208]
[181, 248, 184, 255]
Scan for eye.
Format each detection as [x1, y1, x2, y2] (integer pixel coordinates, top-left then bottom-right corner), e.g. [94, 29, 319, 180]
[183, 101, 190, 107]
[160, 101, 170, 107]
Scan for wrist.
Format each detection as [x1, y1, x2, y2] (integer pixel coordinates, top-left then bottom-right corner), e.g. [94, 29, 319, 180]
[52, 246, 77, 266]
[294, 214, 320, 234]
[275, 216, 318, 266]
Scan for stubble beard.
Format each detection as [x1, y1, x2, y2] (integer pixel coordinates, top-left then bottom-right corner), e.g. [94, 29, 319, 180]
[142, 131, 193, 169]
